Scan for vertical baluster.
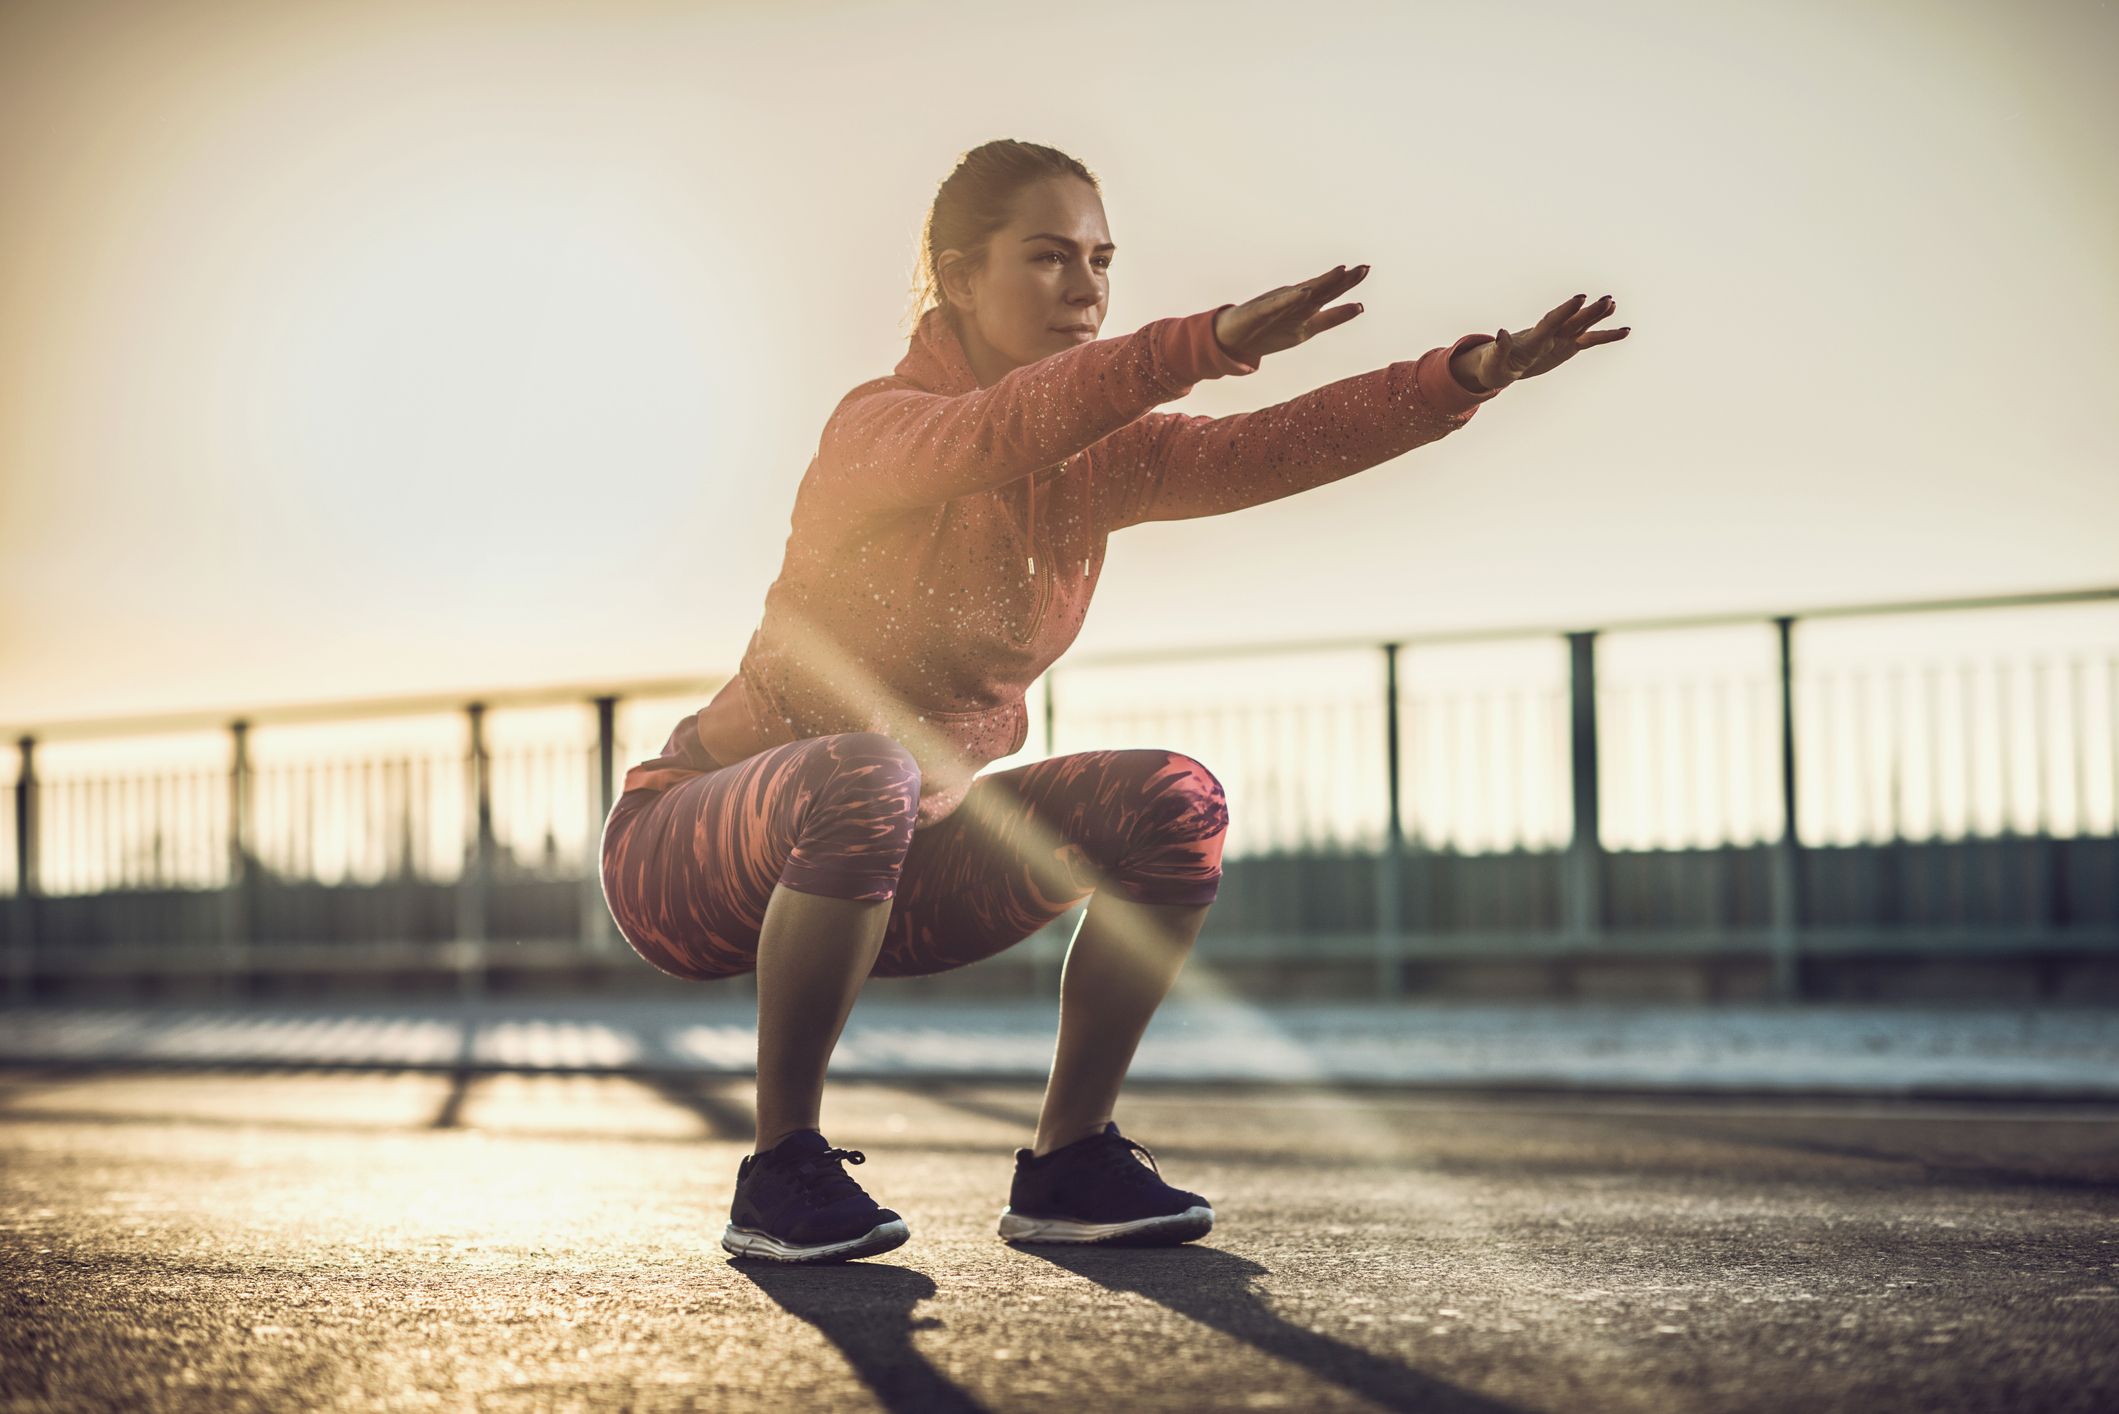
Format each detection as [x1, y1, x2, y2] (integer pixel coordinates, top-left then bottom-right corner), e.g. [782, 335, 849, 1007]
[1554, 683, 1571, 850]
[1467, 689, 1486, 854]
[1564, 631, 1602, 946]
[154, 771, 169, 886]
[1516, 683, 1535, 854]
[1288, 703, 1308, 854]
[113, 776, 128, 891]
[1855, 671, 1876, 845]
[1440, 690, 1460, 854]
[1954, 659, 1974, 843]
[1716, 676, 1738, 847]
[53, 775, 69, 896]
[2109, 658, 2119, 837]
[1679, 678, 1701, 850]
[1996, 661, 2018, 838]
[2030, 658, 2050, 838]
[1652, 682, 1669, 852]
[411, 756, 429, 881]
[1771, 615, 1800, 999]
[1888, 667, 1907, 844]
[1639, 681, 1660, 851]
[2070, 656, 2090, 837]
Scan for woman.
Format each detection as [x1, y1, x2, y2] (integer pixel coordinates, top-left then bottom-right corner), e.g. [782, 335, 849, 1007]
[600, 140, 1627, 1264]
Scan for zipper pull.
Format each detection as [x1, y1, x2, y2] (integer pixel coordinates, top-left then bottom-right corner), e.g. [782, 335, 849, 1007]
[1027, 554, 1036, 576]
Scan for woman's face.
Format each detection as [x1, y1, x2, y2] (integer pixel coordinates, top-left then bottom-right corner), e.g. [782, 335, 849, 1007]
[941, 175, 1113, 376]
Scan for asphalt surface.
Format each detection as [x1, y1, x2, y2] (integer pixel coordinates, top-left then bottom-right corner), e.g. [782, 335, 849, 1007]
[2, 1066, 2116, 1413]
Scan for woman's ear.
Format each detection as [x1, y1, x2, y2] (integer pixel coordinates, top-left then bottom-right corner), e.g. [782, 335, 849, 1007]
[936, 248, 978, 313]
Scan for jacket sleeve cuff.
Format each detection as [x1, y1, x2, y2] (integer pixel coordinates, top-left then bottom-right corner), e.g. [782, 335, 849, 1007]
[1157, 305, 1259, 389]
[1416, 332, 1504, 417]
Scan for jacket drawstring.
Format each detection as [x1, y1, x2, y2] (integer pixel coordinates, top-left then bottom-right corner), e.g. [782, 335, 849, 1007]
[1081, 464, 1090, 576]
[1026, 461, 1093, 579]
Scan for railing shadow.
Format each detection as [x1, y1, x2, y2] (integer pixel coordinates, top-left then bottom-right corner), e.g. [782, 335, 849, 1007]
[1016, 1243, 1524, 1414]
[731, 1260, 988, 1414]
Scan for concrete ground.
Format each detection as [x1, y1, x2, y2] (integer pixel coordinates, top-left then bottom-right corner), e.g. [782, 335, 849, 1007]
[2, 1066, 2116, 1412]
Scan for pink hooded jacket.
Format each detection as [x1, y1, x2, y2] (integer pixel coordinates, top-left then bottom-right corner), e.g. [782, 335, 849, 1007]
[622, 303, 1503, 825]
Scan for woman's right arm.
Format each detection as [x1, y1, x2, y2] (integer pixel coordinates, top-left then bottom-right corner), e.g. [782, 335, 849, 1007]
[807, 263, 1372, 516]
[808, 308, 1257, 516]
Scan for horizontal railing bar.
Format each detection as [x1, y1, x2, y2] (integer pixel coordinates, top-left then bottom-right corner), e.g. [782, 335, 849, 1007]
[1058, 585, 2119, 670]
[7, 584, 2115, 744]
[4, 674, 731, 744]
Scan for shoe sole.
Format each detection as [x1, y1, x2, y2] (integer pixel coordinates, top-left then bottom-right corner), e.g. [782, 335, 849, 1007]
[997, 1205, 1214, 1246]
[721, 1218, 910, 1264]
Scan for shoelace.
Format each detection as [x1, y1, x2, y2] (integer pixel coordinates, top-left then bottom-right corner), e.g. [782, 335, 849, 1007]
[780, 1146, 871, 1205]
[1078, 1133, 1168, 1192]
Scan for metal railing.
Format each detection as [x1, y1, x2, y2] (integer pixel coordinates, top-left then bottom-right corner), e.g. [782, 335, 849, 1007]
[5, 586, 2117, 998]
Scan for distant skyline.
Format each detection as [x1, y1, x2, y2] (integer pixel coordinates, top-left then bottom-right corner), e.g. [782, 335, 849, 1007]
[3, 0, 2116, 728]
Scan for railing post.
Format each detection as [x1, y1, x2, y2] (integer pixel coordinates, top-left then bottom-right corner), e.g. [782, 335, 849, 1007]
[9, 736, 36, 1001]
[1375, 642, 1405, 998]
[581, 695, 620, 951]
[1564, 632, 1603, 949]
[1770, 615, 1803, 1000]
[457, 702, 491, 998]
[224, 720, 254, 989]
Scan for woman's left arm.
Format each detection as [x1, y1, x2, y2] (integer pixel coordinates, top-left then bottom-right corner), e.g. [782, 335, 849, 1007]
[1094, 292, 1627, 530]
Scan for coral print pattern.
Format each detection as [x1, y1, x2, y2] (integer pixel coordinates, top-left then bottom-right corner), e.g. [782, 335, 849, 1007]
[599, 718, 1228, 980]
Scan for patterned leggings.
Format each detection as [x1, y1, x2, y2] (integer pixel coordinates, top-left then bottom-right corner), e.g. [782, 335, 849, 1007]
[598, 732, 1229, 980]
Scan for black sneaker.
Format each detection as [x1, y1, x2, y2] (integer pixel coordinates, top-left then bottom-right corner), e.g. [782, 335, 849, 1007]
[721, 1130, 910, 1263]
[998, 1122, 1214, 1246]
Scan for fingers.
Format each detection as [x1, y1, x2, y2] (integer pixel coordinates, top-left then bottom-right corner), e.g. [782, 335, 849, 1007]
[1318, 263, 1369, 303]
[1559, 293, 1618, 336]
[1285, 263, 1369, 307]
[1537, 293, 1588, 338]
[1302, 302, 1365, 338]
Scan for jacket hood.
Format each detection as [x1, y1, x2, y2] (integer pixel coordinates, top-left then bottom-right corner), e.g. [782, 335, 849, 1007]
[894, 305, 980, 396]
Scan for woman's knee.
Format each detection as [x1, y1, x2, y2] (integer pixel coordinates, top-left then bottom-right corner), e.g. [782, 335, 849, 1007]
[1091, 749, 1227, 908]
[781, 731, 923, 893]
[1121, 749, 1230, 838]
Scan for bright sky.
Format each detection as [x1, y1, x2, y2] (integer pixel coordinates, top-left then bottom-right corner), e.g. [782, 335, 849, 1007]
[3, 0, 2116, 731]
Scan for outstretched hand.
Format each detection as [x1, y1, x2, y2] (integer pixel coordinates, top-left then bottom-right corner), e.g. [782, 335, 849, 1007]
[1461, 293, 1629, 391]
[1212, 263, 1371, 364]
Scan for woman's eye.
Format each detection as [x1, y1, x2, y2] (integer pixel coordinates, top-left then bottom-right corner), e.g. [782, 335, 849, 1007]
[1038, 251, 1113, 271]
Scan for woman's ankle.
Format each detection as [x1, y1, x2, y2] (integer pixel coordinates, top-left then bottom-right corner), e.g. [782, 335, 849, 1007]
[1031, 1117, 1111, 1158]
[752, 1121, 820, 1156]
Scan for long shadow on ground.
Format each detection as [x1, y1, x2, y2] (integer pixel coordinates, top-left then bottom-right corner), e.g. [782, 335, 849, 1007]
[1017, 1244, 1525, 1414]
[732, 1261, 988, 1414]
